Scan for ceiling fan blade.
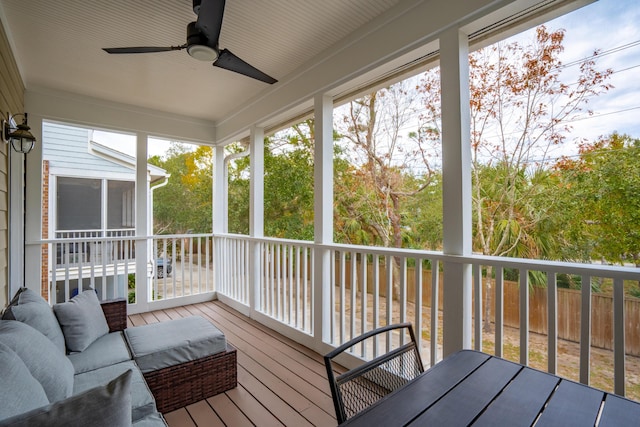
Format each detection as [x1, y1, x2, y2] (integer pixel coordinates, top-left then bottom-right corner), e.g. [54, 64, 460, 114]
[214, 49, 277, 84]
[103, 46, 185, 54]
[195, 0, 225, 47]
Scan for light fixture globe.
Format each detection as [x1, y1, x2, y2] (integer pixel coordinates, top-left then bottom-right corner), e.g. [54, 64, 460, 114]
[3, 113, 36, 154]
[187, 44, 218, 61]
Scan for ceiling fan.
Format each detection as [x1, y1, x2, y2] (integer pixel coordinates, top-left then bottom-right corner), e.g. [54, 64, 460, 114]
[103, 0, 277, 84]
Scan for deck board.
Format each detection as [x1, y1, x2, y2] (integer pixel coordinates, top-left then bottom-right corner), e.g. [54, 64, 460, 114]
[130, 300, 337, 427]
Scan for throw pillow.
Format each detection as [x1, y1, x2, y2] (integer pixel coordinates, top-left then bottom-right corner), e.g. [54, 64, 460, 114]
[2, 287, 66, 353]
[53, 289, 109, 352]
[0, 341, 49, 422]
[0, 369, 133, 427]
[0, 320, 74, 403]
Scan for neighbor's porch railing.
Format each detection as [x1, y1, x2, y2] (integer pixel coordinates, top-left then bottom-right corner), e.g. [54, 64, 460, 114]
[43, 232, 215, 305]
[39, 232, 640, 398]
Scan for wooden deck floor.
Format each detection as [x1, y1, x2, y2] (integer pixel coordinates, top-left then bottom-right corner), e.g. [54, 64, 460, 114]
[127, 300, 338, 427]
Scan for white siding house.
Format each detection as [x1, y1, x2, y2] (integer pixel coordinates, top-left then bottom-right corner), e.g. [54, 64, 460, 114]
[42, 121, 168, 302]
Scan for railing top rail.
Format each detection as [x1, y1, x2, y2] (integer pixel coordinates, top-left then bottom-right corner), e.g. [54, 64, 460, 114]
[31, 232, 640, 280]
[35, 232, 212, 245]
[213, 234, 640, 280]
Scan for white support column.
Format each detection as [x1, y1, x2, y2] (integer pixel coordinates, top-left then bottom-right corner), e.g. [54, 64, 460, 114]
[213, 145, 225, 234]
[249, 127, 264, 314]
[134, 133, 149, 310]
[440, 27, 473, 356]
[23, 114, 43, 298]
[313, 94, 333, 347]
[212, 145, 224, 297]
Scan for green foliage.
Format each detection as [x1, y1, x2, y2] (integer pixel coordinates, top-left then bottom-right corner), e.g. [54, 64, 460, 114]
[149, 144, 213, 234]
[553, 133, 640, 265]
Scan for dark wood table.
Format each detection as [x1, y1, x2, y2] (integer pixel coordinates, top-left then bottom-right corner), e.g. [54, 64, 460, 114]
[339, 350, 640, 426]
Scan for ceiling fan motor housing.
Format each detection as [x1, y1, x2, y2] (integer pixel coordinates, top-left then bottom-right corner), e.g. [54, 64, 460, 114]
[186, 22, 218, 61]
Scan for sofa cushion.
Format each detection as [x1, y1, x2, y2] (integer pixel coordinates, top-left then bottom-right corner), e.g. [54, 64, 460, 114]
[2, 287, 66, 353]
[68, 331, 132, 374]
[54, 289, 109, 352]
[0, 320, 74, 403]
[124, 316, 227, 373]
[0, 369, 133, 427]
[73, 360, 156, 422]
[133, 412, 168, 427]
[0, 341, 49, 421]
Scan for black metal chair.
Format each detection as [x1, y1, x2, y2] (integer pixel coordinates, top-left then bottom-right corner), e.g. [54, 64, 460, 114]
[324, 323, 424, 424]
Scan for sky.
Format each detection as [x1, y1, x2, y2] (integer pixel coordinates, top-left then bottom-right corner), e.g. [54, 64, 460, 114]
[91, 131, 177, 159]
[526, 0, 640, 152]
[93, 0, 640, 161]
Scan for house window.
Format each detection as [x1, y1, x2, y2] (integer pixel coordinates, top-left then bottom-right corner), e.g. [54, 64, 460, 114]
[56, 177, 101, 230]
[107, 180, 135, 229]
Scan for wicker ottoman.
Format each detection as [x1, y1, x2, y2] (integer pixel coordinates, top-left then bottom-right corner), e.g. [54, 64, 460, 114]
[124, 316, 237, 413]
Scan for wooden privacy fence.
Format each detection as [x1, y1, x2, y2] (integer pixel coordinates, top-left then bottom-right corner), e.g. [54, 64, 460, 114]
[340, 260, 640, 356]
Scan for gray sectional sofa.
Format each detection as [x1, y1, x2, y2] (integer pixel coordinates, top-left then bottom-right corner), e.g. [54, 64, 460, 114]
[0, 287, 235, 426]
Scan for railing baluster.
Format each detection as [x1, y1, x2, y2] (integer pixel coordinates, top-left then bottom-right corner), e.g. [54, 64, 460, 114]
[431, 259, 439, 366]
[495, 266, 504, 358]
[399, 256, 407, 347]
[613, 277, 625, 396]
[520, 268, 529, 366]
[205, 236, 210, 293]
[295, 245, 301, 329]
[283, 244, 289, 323]
[373, 254, 380, 358]
[547, 271, 557, 374]
[414, 258, 423, 361]
[360, 253, 368, 357]
[386, 255, 393, 353]
[305, 246, 310, 334]
[310, 248, 315, 334]
[171, 238, 176, 298]
[350, 251, 356, 344]
[473, 264, 482, 352]
[64, 242, 70, 301]
[580, 274, 592, 385]
[180, 237, 185, 298]
[269, 243, 275, 317]
[340, 251, 346, 345]
[189, 236, 194, 297]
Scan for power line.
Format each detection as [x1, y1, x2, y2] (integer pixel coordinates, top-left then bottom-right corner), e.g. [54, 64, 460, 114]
[558, 39, 640, 70]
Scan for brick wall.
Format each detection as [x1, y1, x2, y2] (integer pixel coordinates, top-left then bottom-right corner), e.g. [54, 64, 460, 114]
[41, 160, 49, 300]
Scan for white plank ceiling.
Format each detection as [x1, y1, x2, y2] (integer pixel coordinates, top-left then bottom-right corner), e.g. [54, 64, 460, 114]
[0, 0, 401, 123]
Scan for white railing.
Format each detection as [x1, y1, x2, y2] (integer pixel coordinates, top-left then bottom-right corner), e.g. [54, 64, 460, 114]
[43, 233, 214, 305]
[37, 232, 640, 399]
[213, 235, 640, 400]
[54, 229, 135, 267]
[214, 235, 250, 306]
[151, 234, 214, 302]
[260, 239, 314, 334]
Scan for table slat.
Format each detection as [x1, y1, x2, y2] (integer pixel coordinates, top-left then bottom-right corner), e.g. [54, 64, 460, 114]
[535, 381, 603, 427]
[598, 394, 640, 427]
[339, 350, 490, 426]
[472, 367, 559, 427]
[411, 357, 521, 426]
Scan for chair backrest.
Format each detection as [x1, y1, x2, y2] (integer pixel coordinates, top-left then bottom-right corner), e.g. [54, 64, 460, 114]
[324, 323, 424, 424]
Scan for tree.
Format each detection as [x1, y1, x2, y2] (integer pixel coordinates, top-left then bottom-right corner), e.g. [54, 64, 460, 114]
[335, 80, 439, 250]
[226, 121, 317, 240]
[416, 25, 613, 331]
[554, 133, 640, 266]
[149, 143, 213, 234]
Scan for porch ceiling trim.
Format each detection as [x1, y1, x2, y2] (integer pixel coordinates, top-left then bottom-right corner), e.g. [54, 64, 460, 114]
[25, 87, 217, 146]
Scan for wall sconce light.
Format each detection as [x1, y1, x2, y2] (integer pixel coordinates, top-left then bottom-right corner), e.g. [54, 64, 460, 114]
[3, 113, 36, 154]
